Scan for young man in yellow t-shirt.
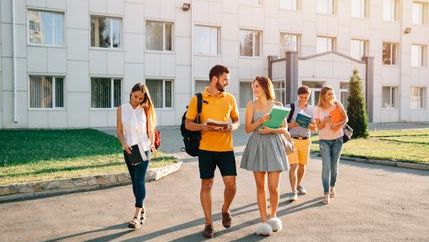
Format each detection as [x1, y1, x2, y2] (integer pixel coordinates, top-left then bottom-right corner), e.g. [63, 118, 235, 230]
[185, 65, 240, 238]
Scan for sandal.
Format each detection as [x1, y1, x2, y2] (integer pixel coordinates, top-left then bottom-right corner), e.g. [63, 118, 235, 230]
[322, 194, 330, 205]
[128, 217, 142, 229]
[141, 209, 147, 224]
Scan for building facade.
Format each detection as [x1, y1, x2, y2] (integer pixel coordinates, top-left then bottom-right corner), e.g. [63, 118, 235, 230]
[1, 0, 428, 128]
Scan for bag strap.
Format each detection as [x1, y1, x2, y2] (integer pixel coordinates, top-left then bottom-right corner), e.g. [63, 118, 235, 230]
[287, 102, 295, 123]
[196, 93, 203, 124]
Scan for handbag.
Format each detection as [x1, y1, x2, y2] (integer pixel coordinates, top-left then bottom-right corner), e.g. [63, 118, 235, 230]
[124, 144, 143, 166]
[281, 134, 295, 155]
[343, 124, 353, 143]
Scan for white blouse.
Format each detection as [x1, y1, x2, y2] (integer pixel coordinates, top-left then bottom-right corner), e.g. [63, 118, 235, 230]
[121, 102, 151, 152]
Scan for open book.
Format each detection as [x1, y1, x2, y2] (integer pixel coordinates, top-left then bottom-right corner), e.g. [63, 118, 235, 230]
[295, 112, 312, 128]
[206, 118, 230, 129]
[263, 105, 291, 129]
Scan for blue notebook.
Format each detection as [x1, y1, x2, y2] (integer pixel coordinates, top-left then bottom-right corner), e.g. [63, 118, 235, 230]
[295, 112, 312, 128]
[263, 105, 291, 129]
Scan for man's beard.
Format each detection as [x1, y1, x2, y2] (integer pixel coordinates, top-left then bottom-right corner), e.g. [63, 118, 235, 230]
[216, 81, 225, 92]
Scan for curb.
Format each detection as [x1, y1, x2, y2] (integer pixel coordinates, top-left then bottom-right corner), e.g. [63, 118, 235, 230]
[0, 162, 182, 204]
[311, 153, 429, 171]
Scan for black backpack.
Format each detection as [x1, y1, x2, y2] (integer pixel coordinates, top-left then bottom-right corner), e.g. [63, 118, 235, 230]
[180, 93, 203, 157]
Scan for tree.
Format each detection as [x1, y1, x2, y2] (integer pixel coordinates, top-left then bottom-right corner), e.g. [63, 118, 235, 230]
[346, 69, 369, 139]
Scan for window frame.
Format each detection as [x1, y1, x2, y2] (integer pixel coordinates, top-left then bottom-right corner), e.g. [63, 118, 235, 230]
[350, 0, 368, 18]
[339, 82, 350, 109]
[90, 15, 123, 50]
[28, 75, 65, 110]
[350, 39, 368, 60]
[382, 86, 399, 109]
[193, 25, 221, 56]
[411, 44, 427, 67]
[316, 36, 336, 53]
[239, 29, 263, 58]
[317, 0, 336, 15]
[145, 20, 174, 52]
[146, 79, 174, 109]
[280, 0, 299, 11]
[410, 87, 426, 109]
[90, 77, 122, 110]
[280, 32, 301, 57]
[239, 81, 253, 109]
[412, 1, 428, 25]
[27, 8, 65, 47]
[382, 42, 398, 65]
[383, 0, 399, 22]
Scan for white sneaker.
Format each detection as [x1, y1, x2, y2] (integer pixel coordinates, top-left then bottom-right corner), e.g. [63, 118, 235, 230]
[289, 192, 298, 202]
[256, 222, 273, 236]
[297, 185, 307, 195]
[267, 218, 283, 232]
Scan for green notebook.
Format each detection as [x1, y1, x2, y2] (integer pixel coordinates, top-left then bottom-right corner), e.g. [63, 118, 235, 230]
[295, 112, 312, 128]
[263, 105, 291, 129]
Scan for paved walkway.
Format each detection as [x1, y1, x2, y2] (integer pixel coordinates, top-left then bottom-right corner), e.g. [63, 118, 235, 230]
[1, 124, 429, 241]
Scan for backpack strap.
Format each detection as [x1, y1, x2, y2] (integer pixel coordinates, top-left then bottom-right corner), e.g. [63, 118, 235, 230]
[287, 102, 295, 123]
[196, 93, 203, 124]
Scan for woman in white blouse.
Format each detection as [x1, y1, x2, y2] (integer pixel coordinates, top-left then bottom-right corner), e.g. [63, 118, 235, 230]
[116, 83, 157, 229]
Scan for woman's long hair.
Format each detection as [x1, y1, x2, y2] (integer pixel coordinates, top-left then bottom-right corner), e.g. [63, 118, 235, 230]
[317, 86, 336, 108]
[130, 83, 157, 130]
[253, 76, 276, 101]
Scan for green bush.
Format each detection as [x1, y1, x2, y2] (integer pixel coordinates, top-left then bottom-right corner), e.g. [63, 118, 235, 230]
[346, 69, 369, 138]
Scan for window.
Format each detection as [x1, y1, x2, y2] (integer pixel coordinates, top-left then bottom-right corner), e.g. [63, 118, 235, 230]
[240, 30, 262, 57]
[239, 82, 253, 108]
[383, 42, 398, 65]
[30, 76, 64, 108]
[340, 82, 349, 109]
[317, 0, 335, 14]
[411, 45, 426, 67]
[146, 21, 173, 51]
[302, 81, 324, 106]
[350, 39, 368, 60]
[351, 0, 367, 18]
[410, 87, 426, 109]
[146, 79, 173, 108]
[91, 16, 121, 48]
[28, 10, 64, 46]
[91, 78, 121, 108]
[195, 80, 209, 93]
[382, 86, 398, 108]
[383, 0, 399, 21]
[317, 36, 335, 53]
[280, 0, 298, 11]
[194, 26, 220, 55]
[253, 0, 264, 5]
[280, 33, 300, 57]
[413, 2, 427, 25]
[273, 81, 286, 105]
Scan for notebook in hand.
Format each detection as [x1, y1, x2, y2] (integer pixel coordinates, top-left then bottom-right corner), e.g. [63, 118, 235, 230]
[263, 105, 291, 129]
[329, 105, 343, 123]
[125, 144, 143, 166]
[295, 112, 312, 128]
[206, 118, 229, 129]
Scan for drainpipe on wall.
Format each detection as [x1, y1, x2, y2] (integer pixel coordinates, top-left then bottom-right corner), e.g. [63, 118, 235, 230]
[12, 0, 18, 124]
[190, 0, 194, 95]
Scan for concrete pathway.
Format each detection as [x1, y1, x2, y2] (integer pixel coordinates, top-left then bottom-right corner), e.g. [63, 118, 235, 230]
[1, 124, 429, 241]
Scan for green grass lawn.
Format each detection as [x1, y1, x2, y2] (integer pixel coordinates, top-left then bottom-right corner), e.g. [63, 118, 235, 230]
[0, 129, 177, 185]
[310, 129, 429, 165]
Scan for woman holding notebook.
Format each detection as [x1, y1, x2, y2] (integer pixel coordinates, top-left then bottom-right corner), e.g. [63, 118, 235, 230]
[313, 86, 348, 205]
[116, 83, 157, 229]
[240, 76, 289, 236]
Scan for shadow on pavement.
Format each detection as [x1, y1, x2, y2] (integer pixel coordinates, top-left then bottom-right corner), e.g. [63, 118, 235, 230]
[43, 223, 132, 242]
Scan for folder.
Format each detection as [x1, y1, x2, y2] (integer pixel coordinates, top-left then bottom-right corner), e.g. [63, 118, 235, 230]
[330, 105, 343, 123]
[263, 105, 291, 129]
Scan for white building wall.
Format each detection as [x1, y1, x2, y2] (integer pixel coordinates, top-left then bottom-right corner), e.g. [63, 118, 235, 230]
[0, 0, 428, 129]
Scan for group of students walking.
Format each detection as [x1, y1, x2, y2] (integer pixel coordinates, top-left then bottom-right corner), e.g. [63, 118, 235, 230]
[116, 64, 348, 237]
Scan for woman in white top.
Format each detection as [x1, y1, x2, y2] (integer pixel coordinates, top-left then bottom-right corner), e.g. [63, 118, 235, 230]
[313, 86, 348, 205]
[116, 83, 157, 229]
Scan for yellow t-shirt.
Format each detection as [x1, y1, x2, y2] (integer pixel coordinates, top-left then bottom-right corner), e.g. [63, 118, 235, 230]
[186, 88, 239, 152]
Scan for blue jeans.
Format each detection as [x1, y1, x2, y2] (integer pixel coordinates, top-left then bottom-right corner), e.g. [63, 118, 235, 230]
[319, 138, 343, 194]
[125, 151, 150, 208]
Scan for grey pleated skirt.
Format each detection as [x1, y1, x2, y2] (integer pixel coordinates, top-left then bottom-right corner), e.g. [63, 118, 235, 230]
[240, 132, 289, 172]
